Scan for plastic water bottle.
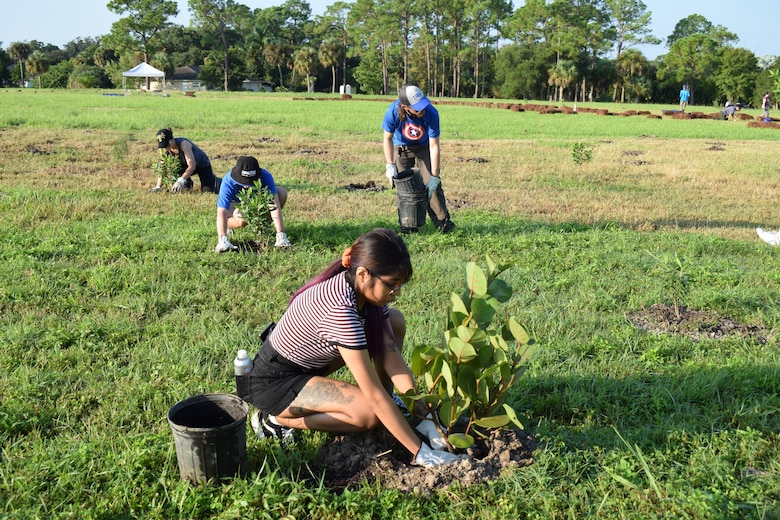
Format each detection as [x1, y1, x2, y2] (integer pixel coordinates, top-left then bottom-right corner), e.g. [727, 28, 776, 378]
[234, 350, 253, 399]
[234, 349, 253, 376]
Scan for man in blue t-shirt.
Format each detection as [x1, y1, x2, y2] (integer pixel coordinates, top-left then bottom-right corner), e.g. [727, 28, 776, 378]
[382, 85, 455, 233]
[679, 84, 691, 112]
[215, 156, 291, 252]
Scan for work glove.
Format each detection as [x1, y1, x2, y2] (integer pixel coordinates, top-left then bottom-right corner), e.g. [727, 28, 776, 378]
[385, 164, 398, 183]
[412, 443, 466, 467]
[148, 186, 162, 193]
[414, 413, 448, 451]
[171, 177, 188, 193]
[274, 232, 292, 247]
[426, 176, 441, 199]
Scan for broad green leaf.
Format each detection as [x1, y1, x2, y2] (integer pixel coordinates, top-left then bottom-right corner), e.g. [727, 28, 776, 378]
[503, 403, 526, 430]
[450, 292, 468, 315]
[448, 336, 478, 362]
[487, 278, 512, 302]
[477, 344, 493, 366]
[485, 255, 497, 277]
[508, 317, 531, 345]
[448, 433, 474, 449]
[471, 297, 496, 325]
[438, 398, 453, 425]
[474, 414, 510, 428]
[457, 365, 477, 398]
[466, 263, 488, 296]
[440, 361, 454, 397]
[456, 325, 490, 348]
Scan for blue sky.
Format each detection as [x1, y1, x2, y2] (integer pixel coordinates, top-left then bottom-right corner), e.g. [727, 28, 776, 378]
[1, 0, 778, 60]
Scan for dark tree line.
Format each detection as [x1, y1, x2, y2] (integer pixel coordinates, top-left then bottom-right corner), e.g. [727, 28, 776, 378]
[3, 0, 779, 107]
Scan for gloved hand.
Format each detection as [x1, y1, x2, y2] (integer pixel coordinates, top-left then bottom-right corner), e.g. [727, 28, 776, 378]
[426, 176, 441, 199]
[414, 413, 448, 451]
[413, 443, 466, 467]
[275, 232, 292, 247]
[385, 164, 398, 183]
[171, 177, 188, 193]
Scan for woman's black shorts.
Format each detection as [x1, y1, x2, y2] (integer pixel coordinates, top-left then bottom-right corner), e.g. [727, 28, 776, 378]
[243, 338, 329, 416]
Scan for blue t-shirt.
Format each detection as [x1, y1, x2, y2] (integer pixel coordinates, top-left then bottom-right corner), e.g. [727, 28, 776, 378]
[217, 169, 277, 210]
[382, 100, 440, 147]
[679, 89, 690, 102]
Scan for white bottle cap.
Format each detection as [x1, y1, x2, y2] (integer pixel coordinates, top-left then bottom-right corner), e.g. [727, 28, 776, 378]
[237, 349, 248, 359]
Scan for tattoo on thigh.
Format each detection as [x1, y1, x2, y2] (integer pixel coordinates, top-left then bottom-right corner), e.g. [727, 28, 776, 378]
[296, 380, 355, 410]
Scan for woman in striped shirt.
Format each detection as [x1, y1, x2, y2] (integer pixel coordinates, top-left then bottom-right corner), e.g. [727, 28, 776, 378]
[245, 228, 464, 467]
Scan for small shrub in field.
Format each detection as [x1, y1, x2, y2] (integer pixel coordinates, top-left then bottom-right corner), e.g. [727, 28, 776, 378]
[408, 256, 536, 449]
[236, 183, 276, 243]
[572, 141, 593, 165]
[151, 150, 182, 188]
[649, 251, 694, 319]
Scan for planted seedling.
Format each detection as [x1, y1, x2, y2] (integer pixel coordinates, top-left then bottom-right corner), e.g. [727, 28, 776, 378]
[408, 256, 536, 450]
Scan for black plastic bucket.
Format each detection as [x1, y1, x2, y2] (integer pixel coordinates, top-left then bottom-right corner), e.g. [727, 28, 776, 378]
[394, 168, 427, 232]
[168, 393, 248, 484]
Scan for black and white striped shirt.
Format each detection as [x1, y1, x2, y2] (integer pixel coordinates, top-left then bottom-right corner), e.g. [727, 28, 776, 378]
[269, 271, 388, 370]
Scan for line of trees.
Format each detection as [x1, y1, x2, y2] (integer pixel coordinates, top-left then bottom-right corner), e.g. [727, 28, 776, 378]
[2, 0, 779, 107]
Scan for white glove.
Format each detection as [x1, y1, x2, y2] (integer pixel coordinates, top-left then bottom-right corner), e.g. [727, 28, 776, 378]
[275, 232, 292, 247]
[385, 164, 397, 182]
[413, 443, 466, 467]
[414, 413, 448, 451]
[215, 235, 238, 253]
[171, 177, 187, 193]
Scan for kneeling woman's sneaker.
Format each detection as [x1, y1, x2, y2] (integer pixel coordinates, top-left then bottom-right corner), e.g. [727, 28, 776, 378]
[251, 411, 295, 442]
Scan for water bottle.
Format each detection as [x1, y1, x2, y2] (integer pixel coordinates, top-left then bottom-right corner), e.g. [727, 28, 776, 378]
[234, 349, 253, 376]
[234, 349, 253, 399]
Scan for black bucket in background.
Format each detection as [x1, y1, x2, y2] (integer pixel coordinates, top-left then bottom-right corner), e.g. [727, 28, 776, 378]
[394, 168, 427, 232]
[168, 393, 248, 484]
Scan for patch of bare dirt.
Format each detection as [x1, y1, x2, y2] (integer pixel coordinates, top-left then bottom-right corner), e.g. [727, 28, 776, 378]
[628, 303, 767, 343]
[343, 180, 386, 192]
[315, 425, 535, 494]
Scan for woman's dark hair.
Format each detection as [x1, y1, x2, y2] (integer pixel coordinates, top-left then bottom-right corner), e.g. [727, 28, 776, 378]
[291, 228, 412, 361]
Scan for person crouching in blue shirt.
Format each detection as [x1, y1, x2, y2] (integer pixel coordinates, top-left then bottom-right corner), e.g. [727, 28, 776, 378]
[215, 156, 291, 252]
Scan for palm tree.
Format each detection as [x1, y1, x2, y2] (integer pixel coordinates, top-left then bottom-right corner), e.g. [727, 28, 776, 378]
[26, 51, 49, 88]
[293, 47, 318, 93]
[616, 48, 648, 102]
[8, 42, 32, 87]
[318, 41, 340, 94]
[547, 60, 576, 102]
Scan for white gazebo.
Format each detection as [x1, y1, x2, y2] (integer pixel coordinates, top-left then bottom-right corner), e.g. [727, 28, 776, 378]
[122, 62, 166, 91]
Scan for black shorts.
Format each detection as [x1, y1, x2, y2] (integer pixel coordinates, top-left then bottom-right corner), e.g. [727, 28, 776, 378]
[244, 339, 329, 416]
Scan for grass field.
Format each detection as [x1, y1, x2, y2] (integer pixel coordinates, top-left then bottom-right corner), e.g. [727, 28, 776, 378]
[0, 89, 779, 519]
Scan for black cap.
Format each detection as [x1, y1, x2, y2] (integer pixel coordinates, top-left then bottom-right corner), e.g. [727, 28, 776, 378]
[230, 156, 261, 185]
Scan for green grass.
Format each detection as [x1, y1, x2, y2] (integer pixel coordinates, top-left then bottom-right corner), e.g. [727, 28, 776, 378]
[1, 90, 779, 519]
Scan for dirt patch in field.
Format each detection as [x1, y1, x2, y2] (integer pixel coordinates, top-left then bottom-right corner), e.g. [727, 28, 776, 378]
[628, 303, 767, 343]
[314, 424, 536, 494]
[343, 180, 386, 192]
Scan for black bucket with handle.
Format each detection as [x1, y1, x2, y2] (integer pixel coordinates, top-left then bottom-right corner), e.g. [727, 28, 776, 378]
[394, 168, 427, 232]
[168, 393, 248, 484]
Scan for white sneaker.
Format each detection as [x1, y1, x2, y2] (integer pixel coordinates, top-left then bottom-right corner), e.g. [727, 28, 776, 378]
[274, 232, 292, 247]
[251, 410, 295, 442]
[215, 235, 238, 253]
[757, 228, 780, 246]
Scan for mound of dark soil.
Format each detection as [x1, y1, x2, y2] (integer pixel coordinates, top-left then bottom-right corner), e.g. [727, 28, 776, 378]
[316, 425, 535, 494]
[628, 303, 767, 343]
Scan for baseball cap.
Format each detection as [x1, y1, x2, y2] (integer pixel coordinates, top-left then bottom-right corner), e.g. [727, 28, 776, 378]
[156, 128, 173, 148]
[230, 156, 261, 185]
[399, 85, 430, 112]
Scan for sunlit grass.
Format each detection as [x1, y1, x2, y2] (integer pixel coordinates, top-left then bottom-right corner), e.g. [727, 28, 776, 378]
[0, 91, 779, 518]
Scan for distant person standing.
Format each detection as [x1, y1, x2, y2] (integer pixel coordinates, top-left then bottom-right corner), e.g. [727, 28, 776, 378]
[382, 85, 455, 234]
[762, 92, 771, 120]
[679, 84, 691, 112]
